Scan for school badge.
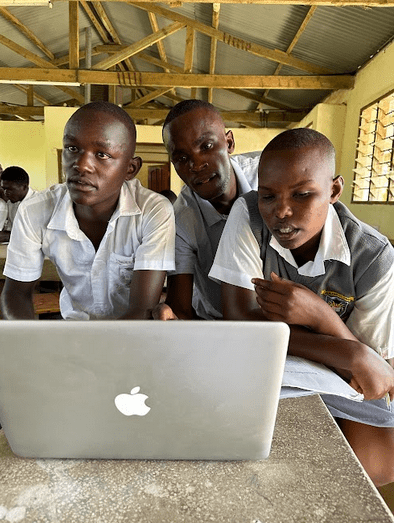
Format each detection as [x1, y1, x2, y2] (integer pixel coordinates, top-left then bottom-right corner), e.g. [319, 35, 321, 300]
[320, 290, 354, 318]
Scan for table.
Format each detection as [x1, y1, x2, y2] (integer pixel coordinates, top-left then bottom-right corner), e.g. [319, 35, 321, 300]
[0, 395, 392, 523]
[0, 244, 60, 282]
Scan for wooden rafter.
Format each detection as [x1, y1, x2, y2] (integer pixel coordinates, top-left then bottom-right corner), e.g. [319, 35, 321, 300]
[131, 3, 334, 75]
[69, 1, 79, 70]
[94, 21, 185, 70]
[0, 7, 54, 61]
[0, 103, 307, 124]
[208, 3, 220, 104]
[262, 6, 317, 104]
[0, 33, 84, 103]
[0, 67, 355, 90]
[57, 0, 394, 6]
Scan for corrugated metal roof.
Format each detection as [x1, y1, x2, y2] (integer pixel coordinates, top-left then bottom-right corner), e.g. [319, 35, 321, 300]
[0, 2, 394, 126]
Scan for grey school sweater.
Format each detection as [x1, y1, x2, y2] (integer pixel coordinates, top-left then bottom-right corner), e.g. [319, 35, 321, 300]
[243, 191, 394, 321]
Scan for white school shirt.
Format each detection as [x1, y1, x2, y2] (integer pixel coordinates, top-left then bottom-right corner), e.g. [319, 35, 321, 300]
[0, 199, 7, 231]
[209, 197, 394, 358]
[170, 151, 260, 319]
[5, 187, 36, 231]
[4, 180, 175, 320]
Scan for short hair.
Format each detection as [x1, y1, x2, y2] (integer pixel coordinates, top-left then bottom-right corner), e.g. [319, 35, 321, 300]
[69, 101, 137, 153]
[262, 128, 336, 171]
[162, 99, 222, 138]
[1, 166, 29, 185]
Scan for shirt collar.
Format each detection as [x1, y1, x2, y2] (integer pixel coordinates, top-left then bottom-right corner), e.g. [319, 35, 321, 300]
[195, 157, 255, 227]
[269, 203, 351, 277]
[47, 181, 141, 240]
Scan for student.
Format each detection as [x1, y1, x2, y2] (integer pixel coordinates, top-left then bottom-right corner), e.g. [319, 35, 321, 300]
[155, 99, 260, 320]
[1, 101, 175, 320]
[0, 164, 7, 233]
[209, 128, 394, 487]
[0, 166, 36, 243]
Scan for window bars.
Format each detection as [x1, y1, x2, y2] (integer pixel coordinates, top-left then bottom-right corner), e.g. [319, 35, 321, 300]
[352, 92, 394, 204]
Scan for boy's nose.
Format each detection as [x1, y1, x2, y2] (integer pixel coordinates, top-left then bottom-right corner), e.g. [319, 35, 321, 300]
[74, 152, 93, 172]
[275, 199, 293, 219]
[189, 155, 207, 173]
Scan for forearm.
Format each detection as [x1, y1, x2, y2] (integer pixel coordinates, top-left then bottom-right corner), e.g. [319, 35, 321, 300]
[1, 278, 36, 319]
[0, 231, 10, 243]
[165, 274, 195, 320]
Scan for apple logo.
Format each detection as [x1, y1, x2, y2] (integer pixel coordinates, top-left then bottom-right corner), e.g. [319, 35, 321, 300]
[114, 386, 151, 416]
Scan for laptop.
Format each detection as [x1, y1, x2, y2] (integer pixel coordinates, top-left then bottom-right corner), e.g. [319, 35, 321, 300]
[0, 320, 289, 460]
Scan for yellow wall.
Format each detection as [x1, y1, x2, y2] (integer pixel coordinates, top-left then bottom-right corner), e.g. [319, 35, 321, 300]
[0, 121, 46, 191]
[338, 41, 394, 239]
[295, 40, 394, 239]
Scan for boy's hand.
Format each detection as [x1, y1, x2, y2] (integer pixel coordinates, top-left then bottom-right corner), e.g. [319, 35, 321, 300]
[152, 303, 179, 321]
[350, 347, 394, 401]
[252, 272, 328, 330]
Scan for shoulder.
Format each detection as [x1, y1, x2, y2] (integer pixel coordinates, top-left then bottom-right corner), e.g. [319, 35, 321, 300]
[125, 179, 174, 217]
[19, 184, 65, 213]
[231, 151, 261, 170]
[335, 201, 392, 254]
[173, 185, 200, 223]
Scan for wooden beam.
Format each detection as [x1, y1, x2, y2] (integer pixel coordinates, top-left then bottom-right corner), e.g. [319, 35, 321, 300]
[94, 22, 185, 70]
[132, 3, 334, 74]
[0, 104, 44, 117]
[0, 7, 55, 61]
[208, 3, 220, 104]
[127, 87, 173, 107]
[184, 26, 195, 73]
[225, 88, 295, 111]
[0, 35, 84, 103]
[69, 1, 79, 70]
[262, 6, 316, 100]
[0, 68, 355, 90]
[14, 85, 51, 105]
[61, 0, 394, 6]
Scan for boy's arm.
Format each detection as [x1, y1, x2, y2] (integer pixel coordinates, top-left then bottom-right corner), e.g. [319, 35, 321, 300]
[0, 231, 10, 243]
[222, 281, 394, 401]
[121, 270, 166, 319]
[1, 277, 38, 319]
[165, 274, 195, 319]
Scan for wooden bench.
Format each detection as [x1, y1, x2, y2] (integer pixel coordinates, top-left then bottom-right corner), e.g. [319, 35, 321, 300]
[33, 292, 60, 316]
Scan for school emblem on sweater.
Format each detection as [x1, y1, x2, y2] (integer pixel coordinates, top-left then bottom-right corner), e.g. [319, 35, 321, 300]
[320, 290, 354, 318]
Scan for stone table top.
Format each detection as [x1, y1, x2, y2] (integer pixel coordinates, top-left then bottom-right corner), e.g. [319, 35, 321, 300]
[0, 394, 392, 523]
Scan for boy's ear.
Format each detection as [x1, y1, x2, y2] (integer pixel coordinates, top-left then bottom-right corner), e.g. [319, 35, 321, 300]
[125, 156, 142, 181]
[330, 175, 344, 203]
[225, 130, 235, 155]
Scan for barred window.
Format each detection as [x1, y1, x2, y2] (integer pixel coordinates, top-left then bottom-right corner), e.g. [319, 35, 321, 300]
[352, 91, 394, 204]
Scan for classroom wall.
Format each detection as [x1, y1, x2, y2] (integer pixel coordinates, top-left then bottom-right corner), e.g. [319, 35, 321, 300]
[294, 39, 394, 239]
[0, 111, 281, 196]
[0, 121, 46, 191]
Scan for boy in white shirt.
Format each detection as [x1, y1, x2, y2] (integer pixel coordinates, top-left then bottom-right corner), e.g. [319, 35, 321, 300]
[1, 101, 175, 320]
[210, 128, 394, 487]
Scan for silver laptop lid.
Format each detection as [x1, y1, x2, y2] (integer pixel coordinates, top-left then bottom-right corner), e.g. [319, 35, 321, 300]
[0, 321, 289, 460]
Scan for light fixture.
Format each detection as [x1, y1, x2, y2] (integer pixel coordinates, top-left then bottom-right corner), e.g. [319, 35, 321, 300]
[0, 0, 52, 6]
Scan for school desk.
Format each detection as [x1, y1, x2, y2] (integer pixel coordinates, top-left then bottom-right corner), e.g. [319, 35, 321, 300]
[0, 394, 392, 523]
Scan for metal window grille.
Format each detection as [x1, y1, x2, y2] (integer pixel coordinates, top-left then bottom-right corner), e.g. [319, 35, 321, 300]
[352, 92, 394, 204]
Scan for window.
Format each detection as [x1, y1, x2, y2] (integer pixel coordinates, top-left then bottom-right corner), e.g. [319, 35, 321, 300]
[352, 91, 394, 204]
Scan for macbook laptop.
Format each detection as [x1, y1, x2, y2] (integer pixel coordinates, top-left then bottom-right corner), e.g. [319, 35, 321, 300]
[0, 320, 289, 460]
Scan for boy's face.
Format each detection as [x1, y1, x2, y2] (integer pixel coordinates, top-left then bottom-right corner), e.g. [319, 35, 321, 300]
[63, 110, 141, 213]
[258, 146, 343, 265]
[163, 107, 235, 202]
[1, 180, 28, 203]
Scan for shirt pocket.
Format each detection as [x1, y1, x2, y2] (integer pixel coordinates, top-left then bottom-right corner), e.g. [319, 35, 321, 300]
[110, 253, 135, 287]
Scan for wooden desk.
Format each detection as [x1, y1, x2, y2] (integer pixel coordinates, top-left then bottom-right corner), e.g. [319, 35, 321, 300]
[0, 244, 60, 282]
[0, 395, 392, 523]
